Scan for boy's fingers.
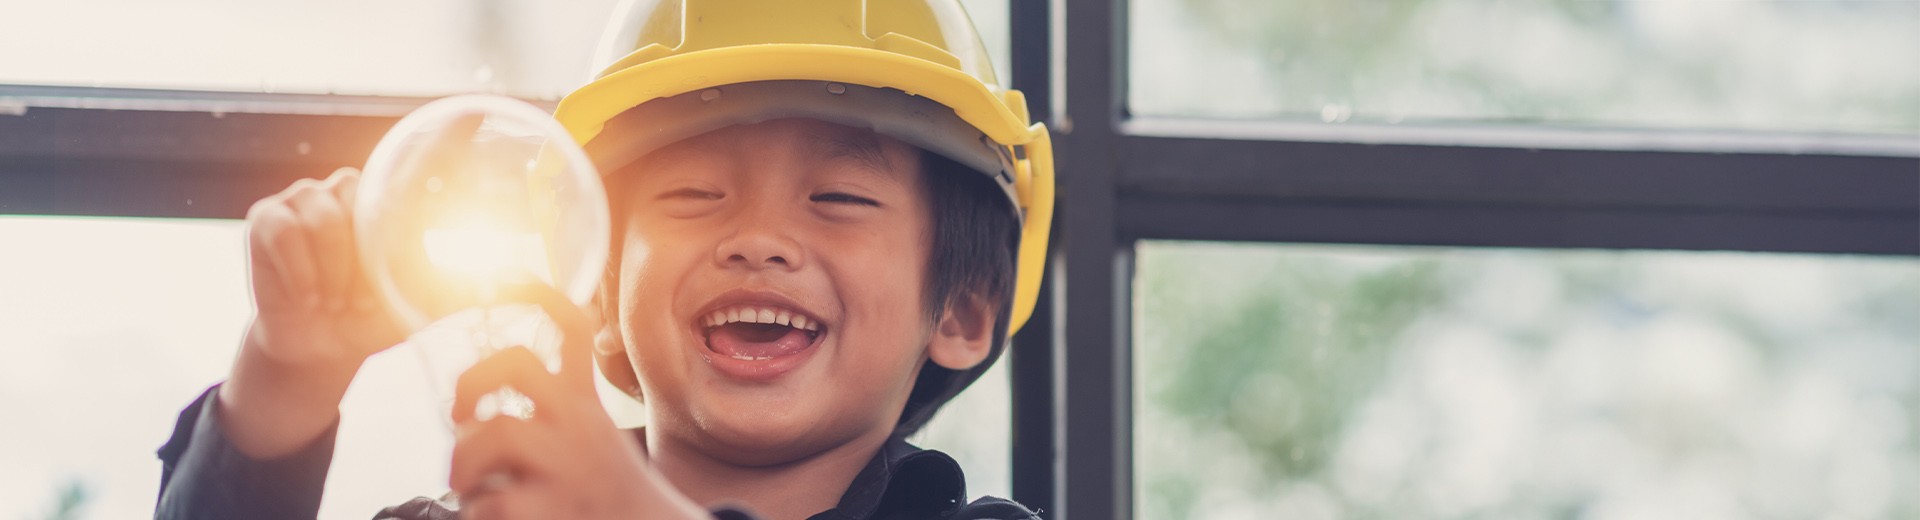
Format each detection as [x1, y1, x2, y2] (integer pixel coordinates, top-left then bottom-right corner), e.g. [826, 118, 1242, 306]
[252, 204, 319, 309]
[458, 487, 540, 520]
[449, 417, 547, 498]
[325, 168, 375, 309]
[328, 167, 360, 205]
[341, 249, 374, 316]
[496, 282, 598, 393]
[452, 347, 566, 425]
[319, 167, 401, 337]
[243, 203, 289, 301]
[287, 189, 353, 313]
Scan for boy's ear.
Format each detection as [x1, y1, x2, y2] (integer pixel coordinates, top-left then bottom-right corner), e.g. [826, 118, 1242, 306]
[928, 291, 997, 371]
[593, 291, 643, 399]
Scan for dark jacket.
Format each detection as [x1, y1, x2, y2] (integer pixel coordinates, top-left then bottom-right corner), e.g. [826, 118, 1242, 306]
[155, 385, 1038, 520]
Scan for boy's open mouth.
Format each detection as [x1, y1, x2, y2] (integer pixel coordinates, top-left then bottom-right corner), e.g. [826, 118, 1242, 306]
[700, 305, 825, 361]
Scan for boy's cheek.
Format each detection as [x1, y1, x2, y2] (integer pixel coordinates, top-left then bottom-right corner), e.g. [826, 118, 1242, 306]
[614, 263, 702, 374]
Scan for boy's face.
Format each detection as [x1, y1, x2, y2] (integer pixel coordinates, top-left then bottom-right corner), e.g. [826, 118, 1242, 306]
[609, 118, 942, 464]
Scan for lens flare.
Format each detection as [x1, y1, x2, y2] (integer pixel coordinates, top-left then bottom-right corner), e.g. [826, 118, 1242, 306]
[421, 225, 549, 282]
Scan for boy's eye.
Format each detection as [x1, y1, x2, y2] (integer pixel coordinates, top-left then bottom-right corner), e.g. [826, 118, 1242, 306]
[657, 188, 723, 201]
[810, 192, 880, 207]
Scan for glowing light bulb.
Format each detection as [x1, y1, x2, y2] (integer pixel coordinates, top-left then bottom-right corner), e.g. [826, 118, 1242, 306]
[352, 94, 609, 427]
[353, 94, 606, 328]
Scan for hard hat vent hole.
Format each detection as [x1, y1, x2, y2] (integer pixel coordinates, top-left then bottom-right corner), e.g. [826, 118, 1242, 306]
[826, 83, 848, 95]
[700, 89, 722, 102]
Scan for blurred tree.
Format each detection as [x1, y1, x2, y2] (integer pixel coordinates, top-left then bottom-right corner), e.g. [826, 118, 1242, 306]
[1138, 245, 1447, 516]
[1147, 0, 1920, 132]
[34, 479, 90, 520]
[1136, 243, 1920, 519]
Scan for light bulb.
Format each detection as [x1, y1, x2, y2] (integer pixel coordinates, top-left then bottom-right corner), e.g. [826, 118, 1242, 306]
[353, 94, 609, 425]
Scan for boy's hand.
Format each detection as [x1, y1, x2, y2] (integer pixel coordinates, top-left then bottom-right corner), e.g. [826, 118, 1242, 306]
[219, 167, 407, 459]
[243, 166, 405, 367]
[449, 284, 707, 520]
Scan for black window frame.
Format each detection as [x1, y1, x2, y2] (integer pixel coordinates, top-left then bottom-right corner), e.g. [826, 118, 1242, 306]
[1009, 1, 1917, 520]
[2, 2, 1915, 519]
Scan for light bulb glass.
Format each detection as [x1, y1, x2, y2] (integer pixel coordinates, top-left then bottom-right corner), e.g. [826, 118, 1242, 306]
[353, 94, 609, 424]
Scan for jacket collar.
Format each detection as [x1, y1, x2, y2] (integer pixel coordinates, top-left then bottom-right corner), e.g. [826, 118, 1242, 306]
[815, 436, 968, 519]
[629, 429, 968, 520]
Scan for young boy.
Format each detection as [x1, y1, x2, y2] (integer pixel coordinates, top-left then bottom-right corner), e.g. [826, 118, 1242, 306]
[153, 1, 1054, 519]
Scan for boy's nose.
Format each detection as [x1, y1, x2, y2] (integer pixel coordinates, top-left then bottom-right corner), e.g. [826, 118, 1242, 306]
[714, 230, 805, 272]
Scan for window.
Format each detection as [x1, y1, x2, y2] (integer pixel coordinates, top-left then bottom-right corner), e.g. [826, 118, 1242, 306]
[0, 216, 479, 518]
[1, 217, 253, 518]
[1, 0, 618, 99]
[1, 0, 1012, 100]
[1029, 2, 1917, 516]
[1130, 0, 1920, 135]
[1133, 241, 1920, 519]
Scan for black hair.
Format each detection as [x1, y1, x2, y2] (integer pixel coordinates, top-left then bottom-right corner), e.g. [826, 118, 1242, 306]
[593, 143, 1021, 439]
[894, 150, 1020, 437]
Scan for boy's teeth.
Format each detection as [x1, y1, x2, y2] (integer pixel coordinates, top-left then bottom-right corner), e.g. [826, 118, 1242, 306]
[703, 306, 822, 330]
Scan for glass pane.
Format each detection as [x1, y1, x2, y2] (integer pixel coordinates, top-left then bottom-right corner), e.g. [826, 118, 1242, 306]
[1, 0, 619, 99]
[1134, 241, 1920, 519]
[962, 0, 1015, 86]
[0, 217, 250, 519]
[1129, 0, 1920, 135]
[2, 0, 1011, 101]
[0, 216, 455, 518]
[912, 357, 1013, 501]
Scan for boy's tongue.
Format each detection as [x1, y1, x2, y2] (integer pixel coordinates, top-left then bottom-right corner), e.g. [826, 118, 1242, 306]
[708, 322, 813, 359]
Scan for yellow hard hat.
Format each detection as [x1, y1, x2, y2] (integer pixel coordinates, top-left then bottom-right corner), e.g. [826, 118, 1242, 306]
[555, 0, 1054, 336]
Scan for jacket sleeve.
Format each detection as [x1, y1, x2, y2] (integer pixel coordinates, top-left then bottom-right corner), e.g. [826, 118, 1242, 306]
[154, 384, 339, 520]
